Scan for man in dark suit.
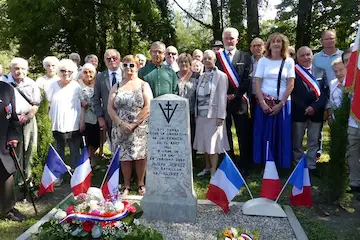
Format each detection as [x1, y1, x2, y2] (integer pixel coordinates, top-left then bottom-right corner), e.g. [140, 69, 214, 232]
[216, 27, 253, 174]
[92, 49, 122, 141]
[292, 46, 328, 172]
[0, 81, 24, 221]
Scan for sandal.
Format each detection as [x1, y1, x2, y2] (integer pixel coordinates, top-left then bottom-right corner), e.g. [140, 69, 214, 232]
[121, 186, 131, 196]
[138, 185, 146, 196]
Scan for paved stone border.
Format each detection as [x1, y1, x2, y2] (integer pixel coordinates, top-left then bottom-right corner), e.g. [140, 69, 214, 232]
[16, 193, 73, 240]
[284, 205, 308, 240]
[16, 195, 307, 240]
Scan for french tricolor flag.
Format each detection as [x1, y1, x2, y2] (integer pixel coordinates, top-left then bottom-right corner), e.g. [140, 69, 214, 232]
[206, 154, 245, 213]
[71, 147, 92, 196]
[38, 145, 68, 197]
[289, 155, 313, 206]
[260, 143, 281, 200]
[101, 147, 120, 200]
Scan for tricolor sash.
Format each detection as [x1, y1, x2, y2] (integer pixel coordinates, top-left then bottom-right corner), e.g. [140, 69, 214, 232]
[217, 50, 249, 103]
[59, 210, 129, 224]
[295, 64, 321, 98]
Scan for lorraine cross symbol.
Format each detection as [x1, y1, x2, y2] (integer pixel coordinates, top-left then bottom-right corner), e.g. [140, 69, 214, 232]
[159, 101, 178, 124]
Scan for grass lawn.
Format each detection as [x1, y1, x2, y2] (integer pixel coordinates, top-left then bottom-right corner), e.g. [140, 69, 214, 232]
[2, 125, 360, 239]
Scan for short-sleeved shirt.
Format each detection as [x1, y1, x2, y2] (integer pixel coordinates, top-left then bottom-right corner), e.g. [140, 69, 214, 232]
[313, 49, 343, 84]
[5, 74, 41, 114]
[46, 80, 82, 132]
[138, 62, 178, 98]
[251, 56, 260, 94]
[255, 57, 295, 99]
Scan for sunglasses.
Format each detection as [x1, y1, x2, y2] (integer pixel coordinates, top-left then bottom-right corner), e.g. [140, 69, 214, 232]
[167, 52, 177, 56]
[106, 56, 119, 62]
[123, 63, 136, 68]
[60, 69, 73, 75]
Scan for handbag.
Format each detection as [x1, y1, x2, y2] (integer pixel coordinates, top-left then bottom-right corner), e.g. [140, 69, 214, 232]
[257, 58, 285, 107]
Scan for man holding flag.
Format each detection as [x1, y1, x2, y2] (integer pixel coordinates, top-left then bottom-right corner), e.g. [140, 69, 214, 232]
[344, 26, 360, 193]
[291, 46, 328, 173]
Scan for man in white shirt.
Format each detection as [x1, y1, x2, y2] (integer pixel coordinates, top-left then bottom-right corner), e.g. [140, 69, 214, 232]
[4, 58, 41, 189]
[92, 49, 122, 139]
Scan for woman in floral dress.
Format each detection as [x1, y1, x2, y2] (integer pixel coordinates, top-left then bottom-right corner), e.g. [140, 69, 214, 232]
[107, 55, 153, 196]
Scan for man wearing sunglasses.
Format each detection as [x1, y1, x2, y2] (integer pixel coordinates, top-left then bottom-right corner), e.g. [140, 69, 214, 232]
[92, 49, 122, 139]
[164, 46, 180, 72]
[138, 41, 178, 98]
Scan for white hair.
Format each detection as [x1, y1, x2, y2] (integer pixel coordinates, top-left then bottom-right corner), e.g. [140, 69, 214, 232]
[203, 49, 216, 59]
[136, 54, 146, 61]
[42, 56, 60, 68]
[57, 59, 78, 76]
[69, 53, 80, 61]
[331, 58, 344, 68]
[82, 63, 96, 74]
[166, 46, 178, 54]
[84, 54, 98, 63]
[222, 27, 239, 39]
[10, 57, 28, 69]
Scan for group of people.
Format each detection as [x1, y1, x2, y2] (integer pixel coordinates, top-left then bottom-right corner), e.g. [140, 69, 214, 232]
[0, 25, 359, 222]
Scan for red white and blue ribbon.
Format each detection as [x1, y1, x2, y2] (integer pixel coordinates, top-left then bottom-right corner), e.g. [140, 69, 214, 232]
[241, 233, 253, 240]
[295, 64, 321, 98]
[217, 50, 249, 104]
[59, 210, 128, 224]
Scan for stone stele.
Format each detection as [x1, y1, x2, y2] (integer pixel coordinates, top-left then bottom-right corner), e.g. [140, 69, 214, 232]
[141, 94, 197, 222]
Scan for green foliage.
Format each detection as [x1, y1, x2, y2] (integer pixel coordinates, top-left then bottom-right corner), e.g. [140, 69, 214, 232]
[323, 92, 351, 202]
[260, 19, 297, 45]
[32, 92, 53, 188]
[174, 12, 213, 53]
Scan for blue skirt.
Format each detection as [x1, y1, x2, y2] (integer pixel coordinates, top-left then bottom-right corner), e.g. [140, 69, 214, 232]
[253, 101, 292, 168]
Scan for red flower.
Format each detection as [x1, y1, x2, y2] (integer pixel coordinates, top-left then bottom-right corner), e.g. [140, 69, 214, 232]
[66, 205, 75, 214]
[67, 218, 73, 224]
[82, 221, 95, 232]
[127, 204, 136, 213]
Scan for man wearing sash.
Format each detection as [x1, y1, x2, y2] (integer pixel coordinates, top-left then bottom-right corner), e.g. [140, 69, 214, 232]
[216, 27, 252, 175]
[292, 46, 328, 172]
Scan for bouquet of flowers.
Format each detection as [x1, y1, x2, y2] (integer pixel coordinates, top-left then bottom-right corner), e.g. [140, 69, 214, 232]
[217, 227, 259, 240]
[33, 187, 163, 240]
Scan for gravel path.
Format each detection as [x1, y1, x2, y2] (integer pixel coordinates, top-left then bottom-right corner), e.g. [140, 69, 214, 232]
[140, 204, 296, 240]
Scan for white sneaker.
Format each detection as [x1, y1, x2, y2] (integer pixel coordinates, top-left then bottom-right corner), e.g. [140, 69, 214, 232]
[54, 177, 63, 187]
[197, 168, 210, 177]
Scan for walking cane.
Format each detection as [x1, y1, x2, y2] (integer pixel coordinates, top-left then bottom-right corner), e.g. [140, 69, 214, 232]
[8, 145, 38, 215]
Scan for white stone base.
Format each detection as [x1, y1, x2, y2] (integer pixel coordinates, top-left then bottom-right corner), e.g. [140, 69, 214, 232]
[242, 198, 287, 217]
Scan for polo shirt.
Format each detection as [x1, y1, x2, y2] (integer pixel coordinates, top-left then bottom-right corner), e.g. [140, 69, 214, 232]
[138, 62, 178, 98]
[313, 49, 343, 84]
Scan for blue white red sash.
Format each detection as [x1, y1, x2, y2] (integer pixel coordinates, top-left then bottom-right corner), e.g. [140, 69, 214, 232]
[59, 210, 128, 224]
[217, 50, 249, 102]
[295, 64, 321, 98]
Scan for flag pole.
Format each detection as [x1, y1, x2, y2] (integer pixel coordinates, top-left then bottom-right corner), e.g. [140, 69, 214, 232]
[100, 146, 118, 188]
[50, 144, 73, 177]
[224, 149, 253, 199]
[274, 158, 303, 203]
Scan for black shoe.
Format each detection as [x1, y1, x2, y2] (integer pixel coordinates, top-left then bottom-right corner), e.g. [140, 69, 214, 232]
[5, 208, 25, 222]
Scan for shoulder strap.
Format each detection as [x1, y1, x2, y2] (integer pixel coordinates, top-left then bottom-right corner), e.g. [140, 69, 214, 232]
[277, 58, 286, 99]
[10, 82, 34, 106]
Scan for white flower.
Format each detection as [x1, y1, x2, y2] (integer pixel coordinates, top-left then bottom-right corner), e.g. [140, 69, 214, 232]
[114, 201, 124, 212]
[54, 209, 67, 220]
[87, 187, 105, 201]
[133, 219, 140, 226]
[230, 228, 238, 237]
[89, 200, 99, 211]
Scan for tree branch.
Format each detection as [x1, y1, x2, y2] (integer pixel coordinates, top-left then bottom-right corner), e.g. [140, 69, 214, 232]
[173, 0, 213, 29]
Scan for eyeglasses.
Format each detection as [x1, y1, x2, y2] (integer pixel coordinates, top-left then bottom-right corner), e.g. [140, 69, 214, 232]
[123, 63, 136, 68]
[106, 56, 119, 62]
[83, 70, 93, 74]
[167, 52, 177, 56]
[60, 69, 73, 75]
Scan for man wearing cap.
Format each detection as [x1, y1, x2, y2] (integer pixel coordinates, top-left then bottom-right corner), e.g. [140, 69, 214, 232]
[215, 27, 252, 176]
[212, 40, 224, 52]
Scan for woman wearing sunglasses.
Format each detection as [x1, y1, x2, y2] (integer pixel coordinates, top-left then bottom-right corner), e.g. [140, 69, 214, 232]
[79, 63, 100, 168]
[46, 59, 82, 172]
[108, 55, 153, 196]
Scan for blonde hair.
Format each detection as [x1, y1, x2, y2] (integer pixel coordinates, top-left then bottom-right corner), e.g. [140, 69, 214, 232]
[122, 55, 140, 66]
[265, 33, 290, 59]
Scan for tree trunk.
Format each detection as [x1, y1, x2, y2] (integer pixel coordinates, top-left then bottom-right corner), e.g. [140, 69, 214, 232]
[296, 0, 313, 50]
[229, 0, 244, 39]
[246, 0, 260, 46]
[210, 0, 222, 41]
